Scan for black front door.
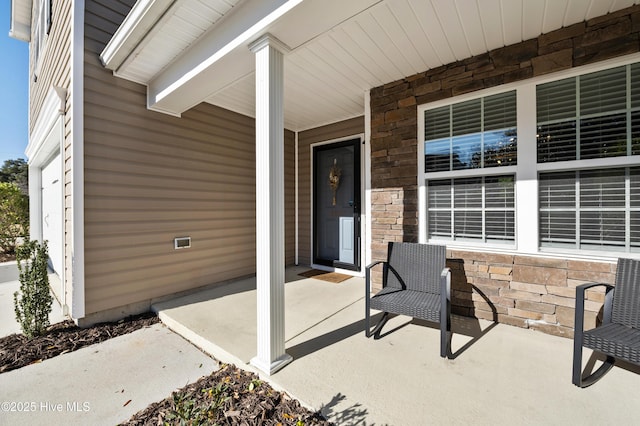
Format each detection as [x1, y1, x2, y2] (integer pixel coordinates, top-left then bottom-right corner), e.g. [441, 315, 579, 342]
[313, 139, 361, 270]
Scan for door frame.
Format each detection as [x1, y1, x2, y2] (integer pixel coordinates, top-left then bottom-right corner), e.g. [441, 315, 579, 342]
[26, 87, 66, 311]
[310, 135, 365, 275]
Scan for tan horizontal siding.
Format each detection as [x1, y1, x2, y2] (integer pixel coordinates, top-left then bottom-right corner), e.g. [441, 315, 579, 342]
[285, 129, 295, 265]
[84, 0, 261, 314]
[29, 0, 71, 130]
[297, 117, 365, 265]
[27, 0, 73, 306]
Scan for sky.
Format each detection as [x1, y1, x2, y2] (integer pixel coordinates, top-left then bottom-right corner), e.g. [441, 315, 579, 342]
[0, 4, 29, 165]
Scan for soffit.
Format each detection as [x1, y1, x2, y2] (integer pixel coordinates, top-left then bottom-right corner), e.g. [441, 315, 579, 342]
[107, 0, 640, 132]
[107, 0, 243, 84]
[9, 0, 33, 41]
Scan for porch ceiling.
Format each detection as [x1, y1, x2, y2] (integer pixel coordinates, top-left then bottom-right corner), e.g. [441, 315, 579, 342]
[103, 0, 640, 132]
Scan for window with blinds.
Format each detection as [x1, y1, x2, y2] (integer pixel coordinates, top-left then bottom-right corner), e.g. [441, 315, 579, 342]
[539, 167, 640, 251]
[537, 64, 640, 162]
[424, 91, 517, 172]
[33, 0, 52, 79]
[428, 175, 515, 243]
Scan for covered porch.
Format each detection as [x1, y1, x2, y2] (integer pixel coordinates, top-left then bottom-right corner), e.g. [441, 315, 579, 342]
[152, 268, 639, 424]
[98, 0, 640, 377]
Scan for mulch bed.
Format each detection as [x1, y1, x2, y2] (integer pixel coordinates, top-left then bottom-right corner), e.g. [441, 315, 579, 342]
[0, 252, 15, 263]
[122, 363, 331, 426]
[0, 312, 158, 374]
[1, 311, 331, 424]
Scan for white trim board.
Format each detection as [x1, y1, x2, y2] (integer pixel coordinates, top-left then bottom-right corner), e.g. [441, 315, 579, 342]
[26, 87, 66, 163]
[26, 86, 66, 312]
[71, 0, 85, 319]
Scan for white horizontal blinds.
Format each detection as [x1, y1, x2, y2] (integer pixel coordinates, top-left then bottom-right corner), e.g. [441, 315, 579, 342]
[424, 91, 517, 172]
[536, 78, 577, 162]
[580, 169, 625, 248]
[580, 67, 627, 159]
[452, 99, 481, 170]
[485, 176, 515, 241]
[539, 172, 576, 247]
[427, 179, 452, 238]
[454, 177, 482, 239]
[427, 175, 514, 243]
[631, 168, 640, 249]
[537, 63, 640, 253]
[540, 167, 640, 251]
[631, 63, 640, 155]
[537, 64, 640, 162]
[424, 106, 451, 172]
[484, 92, 517, 168]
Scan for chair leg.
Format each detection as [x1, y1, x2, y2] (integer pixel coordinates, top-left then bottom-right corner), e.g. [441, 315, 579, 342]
[574, 353, 616, 388]
[440, 314, 451, 358]
[371, 312, 389, 339]
[365, 303, 371, 338]
[572, 336, 583, 386]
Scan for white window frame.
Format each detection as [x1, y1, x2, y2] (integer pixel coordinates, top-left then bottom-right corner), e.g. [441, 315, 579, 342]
[33, 0, 51, 79]
[419, 86, 521, 251]
[418, 52, 640, 260]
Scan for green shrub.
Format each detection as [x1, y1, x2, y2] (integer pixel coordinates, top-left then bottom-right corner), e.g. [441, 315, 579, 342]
[14, 240, 53, 338]
[0, 182, 29, 255]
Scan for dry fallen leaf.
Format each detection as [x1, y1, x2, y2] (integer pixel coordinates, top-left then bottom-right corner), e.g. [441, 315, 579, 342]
[123, 399, 131, 407]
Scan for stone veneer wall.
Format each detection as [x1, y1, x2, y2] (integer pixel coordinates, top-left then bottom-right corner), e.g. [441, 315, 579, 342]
[369, 5, 640, 337]
[447, 251, 615, 337]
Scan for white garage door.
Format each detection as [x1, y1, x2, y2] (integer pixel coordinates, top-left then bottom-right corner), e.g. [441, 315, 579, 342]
[41, 153, 63, 276]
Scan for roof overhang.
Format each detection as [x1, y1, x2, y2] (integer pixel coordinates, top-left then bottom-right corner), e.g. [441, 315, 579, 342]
[101, 0, 381, 123]
[9, 0, 32, 42]
[101, 0, 175, 72]
[101, 0, 640, 132]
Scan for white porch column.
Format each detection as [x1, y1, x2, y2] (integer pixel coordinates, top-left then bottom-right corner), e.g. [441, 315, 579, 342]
[249, 34, 292, 375]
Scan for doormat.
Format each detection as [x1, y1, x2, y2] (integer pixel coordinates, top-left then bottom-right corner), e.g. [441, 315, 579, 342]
[298, 269, 352, 283]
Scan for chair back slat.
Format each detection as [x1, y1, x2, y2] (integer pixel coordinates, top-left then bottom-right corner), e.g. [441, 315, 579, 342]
[384, 242, 446, 294]
[612, 258, 640, 329]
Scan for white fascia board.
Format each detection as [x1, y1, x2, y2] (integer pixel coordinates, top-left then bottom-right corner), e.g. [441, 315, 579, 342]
[100, 0, 175, 70]
[9, 0, 32, 42]
[26, 87, 66, 164]
[147, 0, 302, 115]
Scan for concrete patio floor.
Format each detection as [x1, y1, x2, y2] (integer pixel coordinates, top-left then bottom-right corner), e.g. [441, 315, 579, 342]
[153, 266, 639, 425]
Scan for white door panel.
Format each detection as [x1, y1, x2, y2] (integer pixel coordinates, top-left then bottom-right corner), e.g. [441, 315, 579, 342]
[41, 153, 62, 276]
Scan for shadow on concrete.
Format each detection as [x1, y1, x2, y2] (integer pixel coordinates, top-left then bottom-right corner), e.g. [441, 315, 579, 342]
[286, 313, 384, 360]
[411, 315, 497, 360]
[320, 393, 388, 426]
[583, 348, 640, 380]
[153, 274, 257, 313]
[155, 266, 314, 312]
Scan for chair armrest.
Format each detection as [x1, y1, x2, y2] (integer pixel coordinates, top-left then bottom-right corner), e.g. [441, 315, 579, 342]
[574, 282, 615, 335]
[365, 261, 387, 300]
[440, 267, 451, 301]
[365, 260, 386, 271]
[440, 267, 451, 320]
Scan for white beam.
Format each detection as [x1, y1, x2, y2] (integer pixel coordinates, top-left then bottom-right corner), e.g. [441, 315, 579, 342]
[250, 34, 292, 376]
[147, 0, 302, 115]
[142, 0, 381, 116]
